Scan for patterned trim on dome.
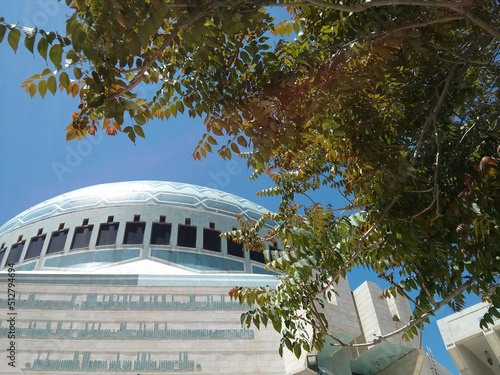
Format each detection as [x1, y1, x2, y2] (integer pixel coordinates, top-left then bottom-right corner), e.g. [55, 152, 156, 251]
[0, 181, 269, 237]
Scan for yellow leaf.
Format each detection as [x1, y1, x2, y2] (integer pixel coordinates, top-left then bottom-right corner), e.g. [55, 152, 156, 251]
[66, 129, 76, 141]
[71, 84, 79, 98]
[212, 127, 223, 136]
[231, 143, 240, 154]
[29, 83, 37, 98]
[102, 118, 111, 129]
[207, 135, 217, 145]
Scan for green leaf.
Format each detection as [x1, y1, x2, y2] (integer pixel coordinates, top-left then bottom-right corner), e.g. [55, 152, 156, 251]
[134, 114, 146, 125]
[73, 66, 82, 79]
[170, 104, 177, 118]
[231, 143, 240, 154]
[59, 71, 70, 88]
[237, 136, 248, 147]
[137, 26, 150, 48]
[65, 50, 80, 65]
[0, 24, 6, 43]
[24, 35, 35, 54]
[47, 75, 57, 95]
[129, 33, 142, 56]
[293, 344, 302, 359]
[49, 43, 63, 67]
[38, 80, 47, 98]
[134, 125, 145, 138]
[71, 23, 86, 52]
[175, 101, 184, 114]
[44, 31, 56, 44]
[29, 83, 37, 98]
[7, 28, 21, 53]
[37, 37, 48, 60]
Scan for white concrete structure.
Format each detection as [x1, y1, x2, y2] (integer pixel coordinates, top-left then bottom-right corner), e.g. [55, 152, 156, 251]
[438, 302, 500, 374]
[0, 181, 453, 374]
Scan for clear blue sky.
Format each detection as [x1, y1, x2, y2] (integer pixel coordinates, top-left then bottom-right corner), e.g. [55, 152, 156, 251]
[0, 2, 481, 373]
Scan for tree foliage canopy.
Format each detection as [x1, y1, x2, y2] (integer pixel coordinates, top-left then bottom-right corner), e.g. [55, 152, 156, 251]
[1, 0, 499, 357]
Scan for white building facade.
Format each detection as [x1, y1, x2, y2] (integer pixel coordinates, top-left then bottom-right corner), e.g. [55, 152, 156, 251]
[438, 302, 500, 374]
[0, 181, 452, 374]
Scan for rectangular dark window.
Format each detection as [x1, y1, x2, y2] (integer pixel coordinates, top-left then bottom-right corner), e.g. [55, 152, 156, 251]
[96, 223, 119, 246]
[24, 235, 46, 260]
[123, 222, 146, 244]
[151, 223, 172, 245]
[177, 224, 196, 248]
[203, 228, 221, 252]
[250, 250, 265, 264]
[71, 225, 94, 249]
[47, 230, 69, 254]
[227, 238, 244, 258]
[7, 241, 25, 264]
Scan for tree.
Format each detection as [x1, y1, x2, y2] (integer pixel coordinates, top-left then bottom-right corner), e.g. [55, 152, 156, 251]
[1, 0, 499, 357]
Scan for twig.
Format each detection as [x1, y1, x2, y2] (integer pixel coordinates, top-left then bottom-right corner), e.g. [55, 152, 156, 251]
[107, 1, 229, 101]
[459, 9, 500, 40]
[411, 66, 456, 167]
[379, 273, 427, 313]
[459, 122, 477, 144]
[264, 0, 465, 13]
[316, 196, 398, 295]
[297, 315, 346, 345]
[331, 274, 477, 347]
[412, 263, 438, 305]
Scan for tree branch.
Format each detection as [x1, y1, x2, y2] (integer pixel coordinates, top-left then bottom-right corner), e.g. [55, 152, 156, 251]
[107, 1, 229, 101]
[379, 273, 428, 313]
[457, 8, 500, 40]
[316, 196, 398, 295]
[265, 0, 467, 12]
[297, 315, 346, 345]
[411, 66, 456, 166]
[331, 274, 477, 347]
[266, 0, 499, 39]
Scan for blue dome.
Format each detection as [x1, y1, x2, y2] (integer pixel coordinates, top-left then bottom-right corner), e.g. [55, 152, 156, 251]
[0, 181, 268, 237]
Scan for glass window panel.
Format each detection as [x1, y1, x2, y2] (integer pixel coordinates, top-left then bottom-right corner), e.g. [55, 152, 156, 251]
[47, 230, 68, 254]
[96, 223, 119, 246]
[177, 224, 196, 248]
[227, 238, 244, 258]
[24, 235, 46, 260]
[150, 223, 172, 245]
[203, 228, 221, 252]
[7, 241, 25, 264]
[123, 222, 145, 244]
[250, 250, 265, 264]
[71, 226, 94, 249]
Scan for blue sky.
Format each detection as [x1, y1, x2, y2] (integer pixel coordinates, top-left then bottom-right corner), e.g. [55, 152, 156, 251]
[0, 2, 482, 373]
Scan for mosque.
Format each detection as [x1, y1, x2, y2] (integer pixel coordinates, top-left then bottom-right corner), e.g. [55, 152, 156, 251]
[0, 181, 453, 374]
